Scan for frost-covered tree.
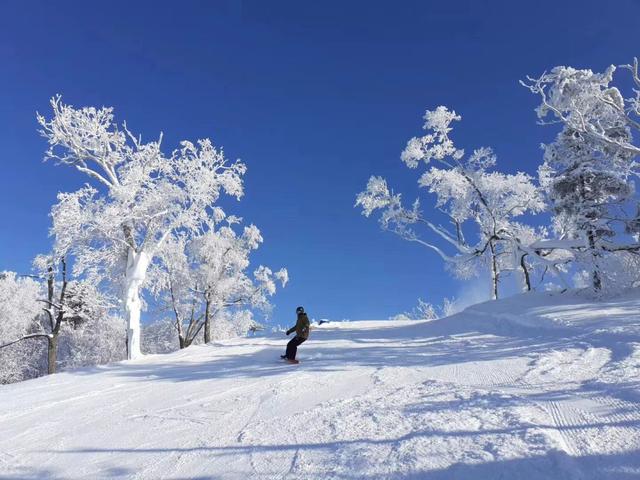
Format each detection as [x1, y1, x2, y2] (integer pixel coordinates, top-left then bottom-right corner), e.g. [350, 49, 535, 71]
[149, 234, 198, 349]
[0, 256, 120, 376]
[150, 220, 288, 348]
[142, 309, 262, 355]
[142, 317, 179, 354]
[540, 128, 635, 290]
[356, 107, 549, 299]
[52, 276, 125, 370]
[523, 60, 640, 291]
[522, 60, 640, 158]
[0, 257, 71, 374]
[0, 272, 44, 383]
[390, 298, 439, 321]
[39, 96, 246, 359]
[0, 259, 123, 382]
[192, 222, 288, 343]
[60, 312, 125, 369]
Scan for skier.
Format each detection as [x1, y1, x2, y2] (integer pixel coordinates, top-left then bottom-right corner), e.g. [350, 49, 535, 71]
[281, 306, 310, 364]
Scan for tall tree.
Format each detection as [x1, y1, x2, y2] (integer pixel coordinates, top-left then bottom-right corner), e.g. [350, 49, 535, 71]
[151, 221, 288, 348]
[39, 96, 246, 358]
[192, 222, 288, 343]
[524, 59, 640, 290]
[356, 107, 548, 299]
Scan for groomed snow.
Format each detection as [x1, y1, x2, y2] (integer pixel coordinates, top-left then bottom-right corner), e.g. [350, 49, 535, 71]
[1, 291, 640, 479]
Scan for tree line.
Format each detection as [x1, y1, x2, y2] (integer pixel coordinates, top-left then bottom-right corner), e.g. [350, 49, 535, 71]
[1, 98, 287, 383]
[357, 58, 640, 299]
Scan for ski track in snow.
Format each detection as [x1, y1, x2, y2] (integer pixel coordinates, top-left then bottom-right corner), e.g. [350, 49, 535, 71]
[1, 291, 640, 479]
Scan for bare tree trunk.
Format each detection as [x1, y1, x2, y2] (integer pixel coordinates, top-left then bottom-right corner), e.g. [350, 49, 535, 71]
[587, 231, 602, 291]
[520, 253, 532, 292]
[577, 174, 602, 292]
[489, 239, 499, 300]
[47, 335, 57, 375]
[173, 294, 185, 349]
[44, 258, 66, 375]
[204, 297, 212, 344]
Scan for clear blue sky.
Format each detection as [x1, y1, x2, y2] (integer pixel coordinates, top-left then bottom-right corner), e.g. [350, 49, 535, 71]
[1, 0, 638, 323]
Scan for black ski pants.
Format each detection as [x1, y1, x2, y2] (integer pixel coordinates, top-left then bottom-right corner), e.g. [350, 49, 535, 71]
[286, 335, 306, 360]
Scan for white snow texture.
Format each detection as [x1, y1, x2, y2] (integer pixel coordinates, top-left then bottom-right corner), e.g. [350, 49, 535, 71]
[1, 291, 639, 479]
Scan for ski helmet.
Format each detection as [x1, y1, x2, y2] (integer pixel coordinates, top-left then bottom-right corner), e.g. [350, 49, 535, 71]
[296, 306, 305, 314]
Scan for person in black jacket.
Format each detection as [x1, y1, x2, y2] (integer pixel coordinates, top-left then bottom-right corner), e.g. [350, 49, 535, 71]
[281, 306, 310, 363]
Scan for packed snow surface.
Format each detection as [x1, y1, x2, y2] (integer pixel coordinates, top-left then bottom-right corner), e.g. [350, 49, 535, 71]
[1, 291, 640, 479]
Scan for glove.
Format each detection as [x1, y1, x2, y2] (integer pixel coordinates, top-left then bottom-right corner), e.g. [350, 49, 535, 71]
[286, 328, 294, 336]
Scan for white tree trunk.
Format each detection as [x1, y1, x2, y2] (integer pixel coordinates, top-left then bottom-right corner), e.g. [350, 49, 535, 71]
[124, 249, 150, 360]
[489, 239, 498, 300]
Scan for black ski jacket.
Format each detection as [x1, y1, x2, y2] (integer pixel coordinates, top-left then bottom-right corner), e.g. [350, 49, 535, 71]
[286, 312, 310, 339]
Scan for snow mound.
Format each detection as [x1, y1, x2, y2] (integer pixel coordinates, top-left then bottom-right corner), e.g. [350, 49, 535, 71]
[1, 291, 639, 479]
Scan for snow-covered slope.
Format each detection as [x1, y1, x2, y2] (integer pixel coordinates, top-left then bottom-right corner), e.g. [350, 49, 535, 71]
[1, 291, 640, 479]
